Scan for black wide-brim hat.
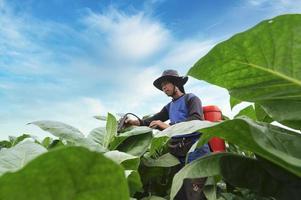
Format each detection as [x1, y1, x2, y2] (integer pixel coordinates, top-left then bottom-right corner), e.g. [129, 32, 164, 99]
[153, 69, 188, 91]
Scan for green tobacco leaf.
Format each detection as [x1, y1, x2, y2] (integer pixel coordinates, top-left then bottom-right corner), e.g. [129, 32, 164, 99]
[234, 105, 257, 120]
[93, 115, 107, 121]
[41, 137, 53, 148]
[117, 132, 153, 156]
[149, 136, 169, 157]
[141, 196, 166, 200]
[104, 113, 118, 148]
[88, 127, 106, 146]
[197, 117, 301, 177]
[220, 192, 272, 200]
[155, 120, 217, 138]
[89, 120, 152, 151]
[170, 153, 225, 199]
[47, 139, 65, 149]
[170, 153, 301, 200]
[222, 114, 230, 120]
[139, 164, 178, 198]
[110, 126, 153, 150]
[29, 120, 84, 138]
[105, 150, 140, 170]
[189, 14, 301, 101]
[0, 140, 11, 149]
[125, 170, 143, 196]
[0, 146, 129, 200]
[255, 103, 273, 123]
[143, 153, 180, 167]
[220, 155, 301, 200]
[118, 126, 153, 137]
[259, 100, 301, 130]
[29, 120, 105, 152]
[203, 177, 217, 200]
[0, 141, 47, 176]
[230, 96, 242, 110]
[188, 14, 301, 124]
[10, 134, 34, 146]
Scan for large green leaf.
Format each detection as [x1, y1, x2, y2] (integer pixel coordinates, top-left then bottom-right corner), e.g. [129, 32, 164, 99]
[93, 115, 107, 121]
[29, 120, 84, 138]
[29, 120, 105, 152]
[149, 136, 169, 158]
[142, 153, 180, 167]
[41, 136, 53, 148]
[203, 177, 217, 200]
[9, 134, 36, 146]
[104, 113, 118, 148]
[138, 164, 179, 198]
[0, 140, 11, 149]
[254, 103, 273, 123]
[234, 105, 256, 120]
[47, 139, 65, 150]
[230, 96, 242, 110]
[0, 146, 129, 200]
[259, 99, 301, 130]
[105, 150, 140, 170]
[220, 155, 301, 200]
[125, 170, 143, 196]
[117, 132, 153, 156]
[170, 153, 301, 200]
[220, 191, 273, 200]
[109, 126, 153, 150]
[155, 120, 217, 138]
[197, 117, 301, 177]
[0, 141, 47, 176]
[141, 196, 166, 200]
[88, 127, 106, 146]
[188, 14, 301, 127]
[170, 153, 225, 199]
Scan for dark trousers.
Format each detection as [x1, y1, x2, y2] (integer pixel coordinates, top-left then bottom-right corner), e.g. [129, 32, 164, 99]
[174, 177, 207, 200]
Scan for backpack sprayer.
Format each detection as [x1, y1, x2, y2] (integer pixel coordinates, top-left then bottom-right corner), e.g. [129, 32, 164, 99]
[117, 113, 141, 134]
[117, 106, 226, 152]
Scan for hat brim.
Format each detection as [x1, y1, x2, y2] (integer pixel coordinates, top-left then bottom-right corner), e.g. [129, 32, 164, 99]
[153, 75, 188, 90]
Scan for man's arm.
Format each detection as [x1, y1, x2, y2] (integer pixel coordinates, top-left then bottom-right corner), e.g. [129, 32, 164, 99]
[125, 106, 169, 128]
[140, 106, 169, 126]
[185, 95, 204, 121]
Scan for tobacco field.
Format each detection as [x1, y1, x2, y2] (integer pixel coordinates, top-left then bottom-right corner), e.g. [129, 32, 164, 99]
[0, 14, 300, 200]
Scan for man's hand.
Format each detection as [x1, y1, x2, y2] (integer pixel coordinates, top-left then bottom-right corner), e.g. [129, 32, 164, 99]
[149, 120, 170, 130]
[124, 119, 140, 126]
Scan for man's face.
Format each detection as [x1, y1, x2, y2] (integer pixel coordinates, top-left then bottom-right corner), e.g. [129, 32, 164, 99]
[161, 81, 175, 96]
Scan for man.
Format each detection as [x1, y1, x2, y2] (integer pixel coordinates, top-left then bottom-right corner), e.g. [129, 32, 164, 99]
[126, 69, 210, 200]
[126, 69, 203, 128]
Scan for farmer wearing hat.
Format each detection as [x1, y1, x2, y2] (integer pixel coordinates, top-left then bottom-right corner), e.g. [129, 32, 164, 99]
[126, 69, 210, 200]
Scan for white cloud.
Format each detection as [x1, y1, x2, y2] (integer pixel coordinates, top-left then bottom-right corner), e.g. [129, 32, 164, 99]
[158, 39, 216, 74]
[247, 0, 301, 13]
[248, 0, 269, 6]
[187, 78, 231, 115]
[109, 67, 163, 114]
[107, 37, 217, 116]
[186, 78, 256, 119]
[83, 8, 171, 61]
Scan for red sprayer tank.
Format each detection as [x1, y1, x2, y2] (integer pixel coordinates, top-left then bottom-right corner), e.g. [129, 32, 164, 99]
[203, 105, 226, 152]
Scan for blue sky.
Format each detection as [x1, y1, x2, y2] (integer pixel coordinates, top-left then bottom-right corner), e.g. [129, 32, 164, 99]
[1, 0, 301, 139]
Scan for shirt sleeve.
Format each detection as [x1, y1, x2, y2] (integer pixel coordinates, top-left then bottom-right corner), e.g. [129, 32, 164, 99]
[140, 106, 169, 126]
[185, 95, 204, 121]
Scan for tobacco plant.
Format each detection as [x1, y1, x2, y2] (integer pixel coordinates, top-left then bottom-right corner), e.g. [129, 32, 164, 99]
[0, 14, 300, 200]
